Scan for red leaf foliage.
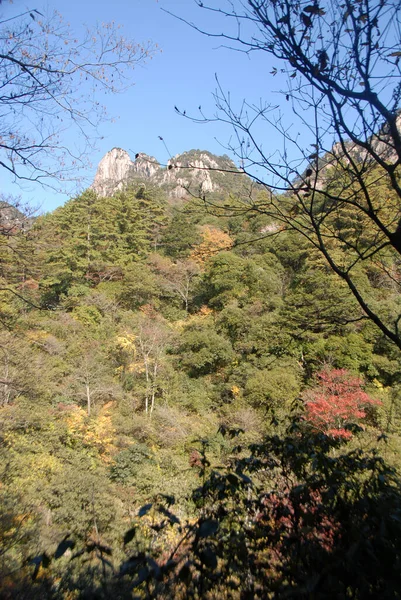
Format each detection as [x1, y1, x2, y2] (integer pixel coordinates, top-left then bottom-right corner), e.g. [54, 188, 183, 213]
[304, 369, 380, 439]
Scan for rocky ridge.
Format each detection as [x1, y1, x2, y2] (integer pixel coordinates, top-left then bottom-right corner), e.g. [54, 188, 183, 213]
[91, 148, 243, 199]
[0, 201, 33, 234]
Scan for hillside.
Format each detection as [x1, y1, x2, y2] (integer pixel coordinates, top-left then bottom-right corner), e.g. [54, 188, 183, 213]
[0, 161, 401, 596]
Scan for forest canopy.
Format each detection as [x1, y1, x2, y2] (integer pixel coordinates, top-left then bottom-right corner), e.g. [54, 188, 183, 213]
[1, 0, 401, 598]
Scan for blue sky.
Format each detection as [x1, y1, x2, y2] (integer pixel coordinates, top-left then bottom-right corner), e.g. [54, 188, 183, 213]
[2, 0, 292, 211]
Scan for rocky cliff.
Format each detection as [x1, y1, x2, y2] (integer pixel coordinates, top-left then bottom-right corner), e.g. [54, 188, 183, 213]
[0, 201, 33, 234]
[92, 148, 138, 197]
[91, 148, 243, 198]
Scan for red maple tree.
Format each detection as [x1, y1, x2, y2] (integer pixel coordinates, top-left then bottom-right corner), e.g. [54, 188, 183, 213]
[304, 369, 380, 439]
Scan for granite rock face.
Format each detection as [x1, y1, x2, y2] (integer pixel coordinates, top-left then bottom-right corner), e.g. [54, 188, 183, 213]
[91, 148, 240, 199]
[131, 152, 161, 180]
[0, 201, 33, 233]
[296, 112, 401, 190]
[92, 148, 136, 197]
[160, 152, 221, 198]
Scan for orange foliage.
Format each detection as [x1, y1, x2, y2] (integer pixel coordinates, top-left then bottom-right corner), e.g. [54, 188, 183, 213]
[17, 278, 39, 290]
[190, 226, 233, 266]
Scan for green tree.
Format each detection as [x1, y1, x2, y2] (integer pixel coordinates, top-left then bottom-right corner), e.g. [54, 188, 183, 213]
[178, 322, 234, 377]
[190, 0, 401, 351]
[35, 185, 169, 305]
[161, 209, 201, 259]
[115, 185, 168, 258]
[244, 365, 301, 410]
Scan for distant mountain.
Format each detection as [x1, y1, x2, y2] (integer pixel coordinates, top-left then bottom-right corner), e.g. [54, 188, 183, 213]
[91, 148, 249, 199]
[0, 201, 33, 234]
[294, 112, 401, 192]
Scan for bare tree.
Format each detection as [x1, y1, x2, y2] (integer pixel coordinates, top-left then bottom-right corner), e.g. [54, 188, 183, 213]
[0, 336, 21, 406]
[174, 0, 401, 349]
[0, 6, 155, 187]
[66, 343, 118, 417]
[149, 254, 200, 313]
[135, 315, 172, 418]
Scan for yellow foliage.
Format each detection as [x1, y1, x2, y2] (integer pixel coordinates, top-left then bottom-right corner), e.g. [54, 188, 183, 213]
[62, 404, 116, 462]
[7, 451, 62, 494]
[231, 385, 241, 397]
[173, 305, 215, 332]
[26, 330, 50, 343]
[65, 405, 86, 433]
[116, 333, 136, 352]
[198, 305, 213, 317]
[115, 332, 139, 374]
[127, 360, 145, 374]
[133, 510, 185, 553]
[190, 226, 233, 267]
[84, 404, 117, 462]
[373, 378, 384, 389]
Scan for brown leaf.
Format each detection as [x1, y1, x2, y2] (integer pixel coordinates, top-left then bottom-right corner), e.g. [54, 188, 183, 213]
[304, 4, 325, 15]
[301, 12, 312, 27]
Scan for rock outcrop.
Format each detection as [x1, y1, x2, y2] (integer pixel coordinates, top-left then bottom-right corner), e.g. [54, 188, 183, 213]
[92, 148, 135, 197]
[91, 148, 242, 199]
[160, 152, 223, 198]
[0, 201, 32, 234]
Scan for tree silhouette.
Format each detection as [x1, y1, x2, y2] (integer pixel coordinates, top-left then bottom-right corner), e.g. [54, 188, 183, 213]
[178, 0, 401, 350]
[0, 7, 155, 187]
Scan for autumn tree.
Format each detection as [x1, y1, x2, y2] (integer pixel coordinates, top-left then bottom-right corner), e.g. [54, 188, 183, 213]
[116, 317, 172, 418]
[183, 0, 401, 351]
[64, 341, 118, 417]
[304, 368, 379, 438]
[135, 316, 172, 418]
[190, 225, 233, 267]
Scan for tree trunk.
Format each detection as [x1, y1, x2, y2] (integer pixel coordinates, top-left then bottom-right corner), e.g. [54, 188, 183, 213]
[86, 383, 91, 417]
[149, 363, 158, 419]
[144, 357, 150, 415]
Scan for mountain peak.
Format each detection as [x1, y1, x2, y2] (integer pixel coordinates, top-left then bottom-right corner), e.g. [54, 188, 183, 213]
[92, 148, 134, 196]
[91, 148, 242, 199]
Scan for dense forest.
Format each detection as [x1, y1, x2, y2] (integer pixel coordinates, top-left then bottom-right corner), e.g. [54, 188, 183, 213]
[1, 160, 401, 597]
[2, 0, 401, 597]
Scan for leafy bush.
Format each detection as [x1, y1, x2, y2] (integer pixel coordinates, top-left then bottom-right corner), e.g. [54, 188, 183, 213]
[109, 443, 155, 485]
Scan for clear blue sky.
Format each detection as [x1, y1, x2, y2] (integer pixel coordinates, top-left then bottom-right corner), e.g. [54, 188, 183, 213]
[2, 0, 293, 212]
